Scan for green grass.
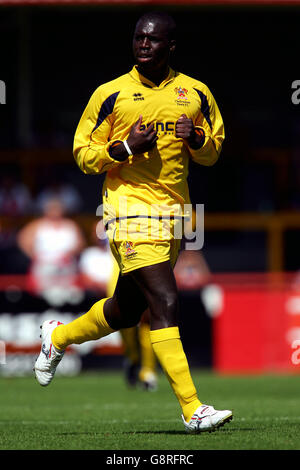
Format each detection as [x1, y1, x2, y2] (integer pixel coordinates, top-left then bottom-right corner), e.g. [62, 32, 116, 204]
[0, 370, 300, 450]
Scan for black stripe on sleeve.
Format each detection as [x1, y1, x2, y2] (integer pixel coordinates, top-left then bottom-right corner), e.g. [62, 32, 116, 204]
[193, 88, 212, 130]
[92, 91, 120, 134]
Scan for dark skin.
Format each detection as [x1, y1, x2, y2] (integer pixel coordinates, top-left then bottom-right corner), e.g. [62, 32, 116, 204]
[104, 17, 204, 331]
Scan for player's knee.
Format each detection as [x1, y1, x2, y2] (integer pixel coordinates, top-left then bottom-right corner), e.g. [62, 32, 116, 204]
[163, 291, 178, 313]
[151, 290, 178, 321]
[118, 315, 141, 329]
[105, 295, 145, 330]
[106, 313, 140, 330]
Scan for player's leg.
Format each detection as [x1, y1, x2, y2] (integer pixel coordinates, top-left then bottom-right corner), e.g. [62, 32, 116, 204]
[34, 274, 148, 386]
[120, 326, 140, 387]
[130, 261, 202, 421]
[138, 310, 157, 390]
[51, 273, 147, 349]
[106, 248, 142, 387]
[119, 308, 158, 390]
[130, 261, 233, 432]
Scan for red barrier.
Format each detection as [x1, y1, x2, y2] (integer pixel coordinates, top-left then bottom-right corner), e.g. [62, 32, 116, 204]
[1, 273, 300, 374]
[212, 273, 300, 374]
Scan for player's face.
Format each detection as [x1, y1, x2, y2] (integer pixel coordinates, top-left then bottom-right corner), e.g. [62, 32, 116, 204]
[133, 20, 175, 73]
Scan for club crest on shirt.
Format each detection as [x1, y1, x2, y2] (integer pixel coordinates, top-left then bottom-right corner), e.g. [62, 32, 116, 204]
[174, 86, 190, 106]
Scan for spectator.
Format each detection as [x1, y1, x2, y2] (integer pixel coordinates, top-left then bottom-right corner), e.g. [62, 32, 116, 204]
[0, 173, 33, 216]
[36, 176, 83, 215]
[79, 220, 117, 298]
[17, 197, 85, 306]
[174, 249, 211, 290]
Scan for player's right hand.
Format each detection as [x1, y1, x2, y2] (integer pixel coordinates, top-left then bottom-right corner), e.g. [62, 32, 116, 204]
[127, 115, 158, 154]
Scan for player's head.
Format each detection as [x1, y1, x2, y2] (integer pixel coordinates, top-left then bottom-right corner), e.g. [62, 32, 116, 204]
[133, 12, 176, 73]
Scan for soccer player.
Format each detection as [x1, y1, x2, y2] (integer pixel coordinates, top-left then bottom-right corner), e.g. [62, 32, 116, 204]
[34, 11, 233, 433]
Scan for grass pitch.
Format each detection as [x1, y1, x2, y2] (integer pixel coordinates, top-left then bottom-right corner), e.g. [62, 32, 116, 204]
[0, 370, 300, 450]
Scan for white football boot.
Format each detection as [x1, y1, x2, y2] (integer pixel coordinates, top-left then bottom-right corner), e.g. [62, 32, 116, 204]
[34, 320, 65, 386]
[182, 404, 233, 433]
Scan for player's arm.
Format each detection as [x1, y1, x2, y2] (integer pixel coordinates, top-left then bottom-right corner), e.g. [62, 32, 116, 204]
[175, 114, 205, 149]
[74, 88, 157, 174]
[175, 87, 224, 166]
[109, 115, 158, 161]
[73, 87, 125, 175]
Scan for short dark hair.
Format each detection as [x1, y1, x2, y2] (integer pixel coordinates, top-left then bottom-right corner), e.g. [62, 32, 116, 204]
[135, 11, 177, 41]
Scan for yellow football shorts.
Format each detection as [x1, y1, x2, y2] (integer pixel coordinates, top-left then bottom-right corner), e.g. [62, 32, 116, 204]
[106, 216, 183, 275]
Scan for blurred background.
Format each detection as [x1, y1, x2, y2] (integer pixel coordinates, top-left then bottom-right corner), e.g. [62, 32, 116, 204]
[0, 0, 300, 382]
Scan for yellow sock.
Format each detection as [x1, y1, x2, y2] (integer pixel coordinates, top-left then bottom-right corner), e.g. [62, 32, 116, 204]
[120, 327, 140, 365]
[138, 323, 156, 382]
[150, 327, 202, 422]
[52, 298, 115, 351]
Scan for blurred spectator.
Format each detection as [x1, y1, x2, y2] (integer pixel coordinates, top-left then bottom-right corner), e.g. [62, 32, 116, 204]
[0, 219, 16, 249]
[174, 207, 211, 290]
[79, 220, 117, 298]
[35, 176, 83, 215]
[17, 197, 85, 306]
[0, 173, 33, 216]
[174, 249, 211, 290]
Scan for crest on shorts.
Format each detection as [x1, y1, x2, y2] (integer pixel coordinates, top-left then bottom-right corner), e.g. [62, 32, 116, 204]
[123, 241, 137, 258]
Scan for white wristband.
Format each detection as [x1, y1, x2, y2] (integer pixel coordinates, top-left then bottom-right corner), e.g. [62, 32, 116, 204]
[123, 140, 133, 156]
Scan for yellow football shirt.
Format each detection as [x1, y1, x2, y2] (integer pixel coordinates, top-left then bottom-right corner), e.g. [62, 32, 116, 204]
[74, 66, 224, 223]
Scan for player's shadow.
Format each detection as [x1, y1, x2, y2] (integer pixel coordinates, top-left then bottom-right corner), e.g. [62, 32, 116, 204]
[124, 428, 241, 435]
[57, 430, 187, 437]
[57, 426, 247, 437]
[127, 430, 187, 435]
[128, 425, 257, 434]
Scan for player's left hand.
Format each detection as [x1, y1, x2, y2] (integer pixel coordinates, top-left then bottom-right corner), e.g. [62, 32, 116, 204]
[175, 114, 204, 150]
[175, 114, 194, 140]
